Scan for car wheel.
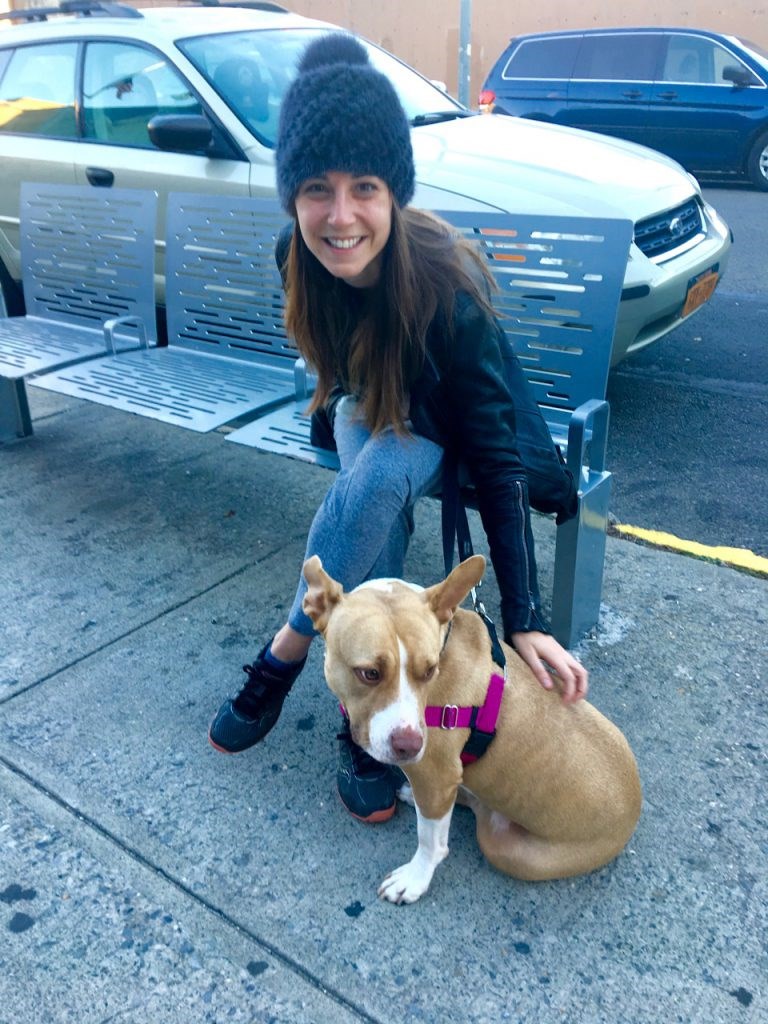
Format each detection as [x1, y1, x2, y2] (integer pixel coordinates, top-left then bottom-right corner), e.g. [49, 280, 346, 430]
[747, 130, 768, 191]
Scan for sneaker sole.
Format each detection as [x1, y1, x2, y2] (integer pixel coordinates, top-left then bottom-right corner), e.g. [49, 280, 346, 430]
[337, 790, 396, 824]
[207, 730, 242, 755]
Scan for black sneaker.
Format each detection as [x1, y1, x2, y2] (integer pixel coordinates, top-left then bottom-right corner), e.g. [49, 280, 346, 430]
[336, 717, 403, 823]
[208, 642, 306, 754]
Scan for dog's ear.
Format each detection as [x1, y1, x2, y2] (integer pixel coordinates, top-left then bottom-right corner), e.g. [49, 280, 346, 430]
[424, 554, 486, 624]
[302, 555, 344, 633]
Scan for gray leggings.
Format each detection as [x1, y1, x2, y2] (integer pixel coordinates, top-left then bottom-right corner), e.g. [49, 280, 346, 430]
[287, 397, 444, 636]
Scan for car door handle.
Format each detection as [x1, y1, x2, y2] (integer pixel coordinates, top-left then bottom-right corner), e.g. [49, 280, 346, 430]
[656, 91, 679, 100]
[622, 90, 644, 99]
[86, 167, 115, 187]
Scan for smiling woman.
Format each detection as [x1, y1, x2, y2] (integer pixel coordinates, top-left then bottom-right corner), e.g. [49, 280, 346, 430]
[294, 173, 393, 288]
[209, 32, 588, 827]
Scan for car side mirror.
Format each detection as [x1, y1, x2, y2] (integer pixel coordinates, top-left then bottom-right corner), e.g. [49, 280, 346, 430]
[148, 113, 214, 154]
[722, 64, 758, 88]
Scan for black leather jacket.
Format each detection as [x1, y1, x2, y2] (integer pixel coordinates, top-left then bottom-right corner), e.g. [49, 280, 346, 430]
[408, 291, 550, 637]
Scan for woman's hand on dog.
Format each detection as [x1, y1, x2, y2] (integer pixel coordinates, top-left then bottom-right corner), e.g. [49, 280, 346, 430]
[510, 630, 588, 704]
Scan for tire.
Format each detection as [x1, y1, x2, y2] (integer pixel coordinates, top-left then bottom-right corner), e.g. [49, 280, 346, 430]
[747, 130, 768, 191]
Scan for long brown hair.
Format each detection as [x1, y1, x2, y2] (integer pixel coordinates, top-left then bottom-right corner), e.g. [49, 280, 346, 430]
[283, 205, 495, 435]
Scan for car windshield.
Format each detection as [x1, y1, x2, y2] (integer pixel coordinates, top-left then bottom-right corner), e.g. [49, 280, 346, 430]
[178, 27, 466, 147]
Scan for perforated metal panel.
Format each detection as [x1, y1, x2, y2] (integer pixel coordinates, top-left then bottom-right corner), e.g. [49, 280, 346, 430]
[0, 319, 108, 379]
[442, 211, 632, 441]
[228, 212, 632, 460]
[36, 347, 293, 432]
[228, 397, 341, 467]
[34, 194, 298, 430]
[165, 193, 295, 366]
[0, 184, 157, 381]
[20, 183, 157, 336]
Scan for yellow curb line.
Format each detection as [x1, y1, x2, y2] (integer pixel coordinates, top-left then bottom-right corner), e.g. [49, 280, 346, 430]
[612, 524, 768, 577]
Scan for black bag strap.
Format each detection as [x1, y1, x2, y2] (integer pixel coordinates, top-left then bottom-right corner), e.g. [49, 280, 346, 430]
[441, 449, 474, 574]
[441, 453, 506, 670]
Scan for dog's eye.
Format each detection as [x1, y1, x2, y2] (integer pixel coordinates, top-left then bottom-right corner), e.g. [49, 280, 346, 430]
[355, 667, 381, 685]
[422, 665, 437, 682]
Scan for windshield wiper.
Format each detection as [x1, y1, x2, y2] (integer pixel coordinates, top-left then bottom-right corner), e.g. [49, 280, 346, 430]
[410, 109, 475, 126]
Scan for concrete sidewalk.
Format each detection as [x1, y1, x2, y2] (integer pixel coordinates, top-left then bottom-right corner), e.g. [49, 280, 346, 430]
[1, 388, 765, 1024]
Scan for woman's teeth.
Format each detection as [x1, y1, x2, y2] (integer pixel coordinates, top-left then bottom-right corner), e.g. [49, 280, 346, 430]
[327, 237, 361, 249]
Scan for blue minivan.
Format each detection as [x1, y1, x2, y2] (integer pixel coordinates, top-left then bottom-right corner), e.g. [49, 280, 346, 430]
[480, 28, 768, 189]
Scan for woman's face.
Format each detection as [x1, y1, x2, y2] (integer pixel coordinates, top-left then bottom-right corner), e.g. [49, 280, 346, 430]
[294, 171, 393, 289]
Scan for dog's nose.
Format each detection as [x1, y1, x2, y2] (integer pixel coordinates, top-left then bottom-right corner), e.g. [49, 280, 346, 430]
[391, 726, 423, 760]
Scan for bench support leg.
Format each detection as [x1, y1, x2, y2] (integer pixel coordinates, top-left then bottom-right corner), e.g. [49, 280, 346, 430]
[550, 472, 611, 648]
[0, 377, 33, 443]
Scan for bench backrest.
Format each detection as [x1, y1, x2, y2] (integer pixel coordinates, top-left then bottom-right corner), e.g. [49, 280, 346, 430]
[436, 211, 633, 446]
[20, 183, 157, 340]
[163, 198, 631, 427]
[165, 193, 295, 368]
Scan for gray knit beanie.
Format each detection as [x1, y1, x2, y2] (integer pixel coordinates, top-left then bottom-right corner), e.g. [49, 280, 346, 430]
[275, 33, 416, 211]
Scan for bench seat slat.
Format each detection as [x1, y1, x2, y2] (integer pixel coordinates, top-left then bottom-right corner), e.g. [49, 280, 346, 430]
[228, 397, 342, 469]
[37, 347, 295, 432]
[0, 318, 107, 378]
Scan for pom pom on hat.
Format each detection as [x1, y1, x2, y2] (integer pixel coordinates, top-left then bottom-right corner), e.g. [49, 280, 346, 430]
[276, 33, 416, 211]
[297, 32, 369, 73]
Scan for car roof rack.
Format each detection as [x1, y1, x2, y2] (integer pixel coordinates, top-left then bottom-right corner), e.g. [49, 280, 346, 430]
[0, 0, 142, 22]
[0, 0, 290, 22]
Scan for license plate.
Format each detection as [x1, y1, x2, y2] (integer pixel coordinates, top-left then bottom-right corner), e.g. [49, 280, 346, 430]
[681, 267, 719, 317]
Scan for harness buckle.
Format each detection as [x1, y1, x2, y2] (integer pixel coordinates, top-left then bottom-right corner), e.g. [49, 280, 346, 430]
[441, 704, 459, 730]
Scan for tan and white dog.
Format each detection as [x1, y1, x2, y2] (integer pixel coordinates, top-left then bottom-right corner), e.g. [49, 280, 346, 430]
[303, 554, 642, 905]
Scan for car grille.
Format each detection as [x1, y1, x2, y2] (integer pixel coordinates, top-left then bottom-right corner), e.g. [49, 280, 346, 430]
[634, 199, 704, 261]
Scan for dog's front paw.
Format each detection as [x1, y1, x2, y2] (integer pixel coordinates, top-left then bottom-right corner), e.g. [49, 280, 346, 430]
[378, 859, 433, 904]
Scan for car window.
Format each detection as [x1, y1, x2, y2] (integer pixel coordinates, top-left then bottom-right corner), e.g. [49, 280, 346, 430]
[83, 41, 202, 148]
[179, 28, 460, 148]
[661, 35, 758, 85]
[501, 37, 581, 80]
[573, 34, 662, 81]
[0, 42, 78, 138]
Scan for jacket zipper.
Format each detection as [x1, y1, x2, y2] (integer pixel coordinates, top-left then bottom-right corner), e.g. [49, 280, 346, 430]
[515, 479, 536, 629]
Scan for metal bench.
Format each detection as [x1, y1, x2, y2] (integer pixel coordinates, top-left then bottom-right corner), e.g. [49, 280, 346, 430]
[0, 183, 157, 443]
[29, 193, 631, 646]
[226, 211, 633, 647]
[33, 194, 296, 431]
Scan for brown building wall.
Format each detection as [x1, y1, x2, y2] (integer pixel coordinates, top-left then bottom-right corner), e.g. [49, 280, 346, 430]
[288, 0, 768, 101]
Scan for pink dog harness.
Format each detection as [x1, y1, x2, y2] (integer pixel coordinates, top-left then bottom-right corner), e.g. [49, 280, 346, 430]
[424, 671, 505, 765]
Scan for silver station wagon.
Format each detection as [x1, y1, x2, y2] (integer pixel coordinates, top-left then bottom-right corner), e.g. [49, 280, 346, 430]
[0, 1, 731, 364]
